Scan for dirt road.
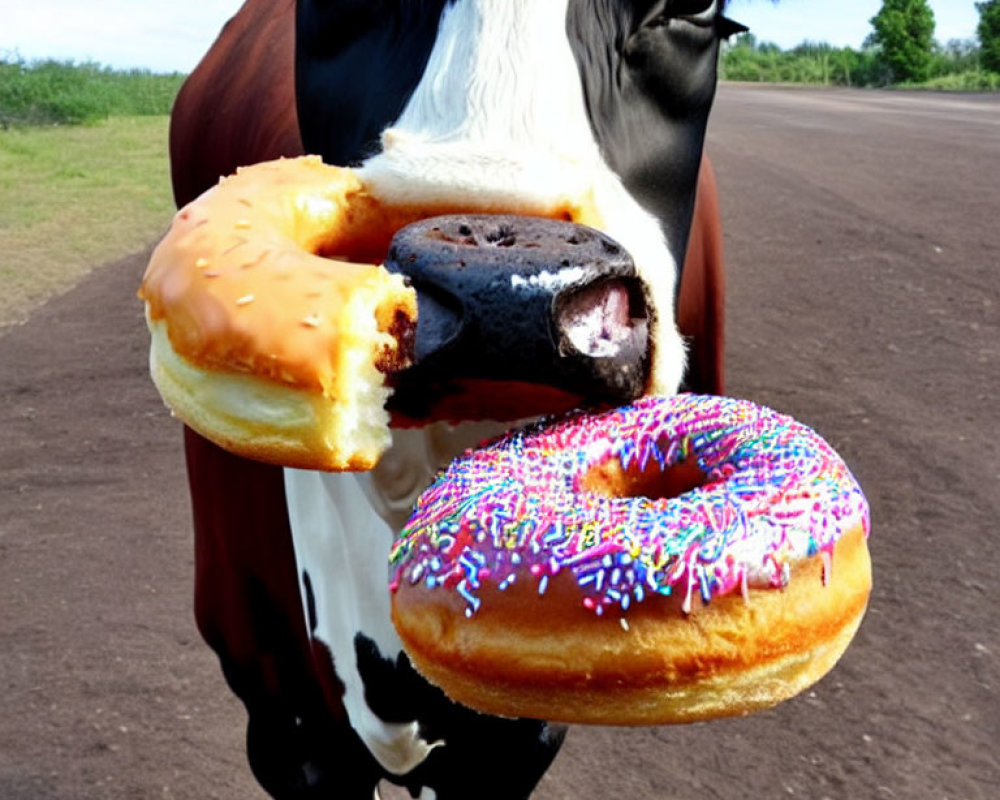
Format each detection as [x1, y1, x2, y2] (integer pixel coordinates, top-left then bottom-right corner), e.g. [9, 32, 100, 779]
[2, 85, 998, 798]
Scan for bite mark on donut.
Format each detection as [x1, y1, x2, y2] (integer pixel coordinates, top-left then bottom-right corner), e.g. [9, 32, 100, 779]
[376, 308, 417, 374]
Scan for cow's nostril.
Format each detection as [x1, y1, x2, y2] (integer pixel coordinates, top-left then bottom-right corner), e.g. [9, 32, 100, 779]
[564, 230, 593, 246]
[484, 224, 517, 247]
[557, 278, 648, 359]
[412, 285, 463, 362]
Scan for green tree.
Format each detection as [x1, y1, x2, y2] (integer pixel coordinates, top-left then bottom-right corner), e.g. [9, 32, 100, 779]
[978, 0, 1000, 73]
[869, 0, 937, 83]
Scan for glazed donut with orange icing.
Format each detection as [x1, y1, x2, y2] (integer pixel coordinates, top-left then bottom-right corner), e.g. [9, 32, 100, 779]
[390, 394, 871, 725]
[139, 156, 419, 471]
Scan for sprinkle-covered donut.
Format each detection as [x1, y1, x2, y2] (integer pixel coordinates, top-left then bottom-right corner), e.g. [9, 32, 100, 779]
[389, 394, 871, 725]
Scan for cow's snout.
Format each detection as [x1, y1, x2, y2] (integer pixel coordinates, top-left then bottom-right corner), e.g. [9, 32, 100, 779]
[385, 214, 650, 422]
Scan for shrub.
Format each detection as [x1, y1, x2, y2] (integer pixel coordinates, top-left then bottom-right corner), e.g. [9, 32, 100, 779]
[869, 0, 937, 84]
[0, 59, 185, 128]
[979, 0, 1000, 73]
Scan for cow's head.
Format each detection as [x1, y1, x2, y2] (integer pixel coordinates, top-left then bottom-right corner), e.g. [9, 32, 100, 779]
[294, 0, 745, 422]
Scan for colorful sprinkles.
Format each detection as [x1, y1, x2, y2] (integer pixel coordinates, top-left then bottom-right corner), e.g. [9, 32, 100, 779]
[389, 394, 869, 617]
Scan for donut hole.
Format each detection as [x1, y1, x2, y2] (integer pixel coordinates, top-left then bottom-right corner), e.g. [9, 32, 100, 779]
[581, 455, 707, 501]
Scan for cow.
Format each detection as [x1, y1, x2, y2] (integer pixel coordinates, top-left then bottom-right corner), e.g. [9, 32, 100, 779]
[164, 1, 742, 798]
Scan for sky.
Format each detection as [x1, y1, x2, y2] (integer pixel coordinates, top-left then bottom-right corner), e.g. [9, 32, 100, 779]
[0, 1, 984, 74]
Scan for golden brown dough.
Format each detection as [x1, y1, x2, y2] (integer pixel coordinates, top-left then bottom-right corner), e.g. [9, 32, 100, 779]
[393, 525, 870, 724]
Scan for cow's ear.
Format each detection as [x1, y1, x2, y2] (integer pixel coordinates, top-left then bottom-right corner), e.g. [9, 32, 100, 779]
[717, 17, 749, 40]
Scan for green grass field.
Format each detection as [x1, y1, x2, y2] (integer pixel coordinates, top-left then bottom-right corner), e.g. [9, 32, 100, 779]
[0, 115, 176, 329]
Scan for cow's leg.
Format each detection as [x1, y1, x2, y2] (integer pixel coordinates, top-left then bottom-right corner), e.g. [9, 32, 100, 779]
[402, 715, 567, 800]
[185, 429, 386, 798]
[677, 156, 726, 395]
[244, 695, 384, 799]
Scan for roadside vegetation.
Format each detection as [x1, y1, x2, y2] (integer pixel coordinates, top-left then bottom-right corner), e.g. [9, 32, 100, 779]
[0, 59, 179, 328]
[0, 58, 183, 128]
[720, 36, 1000, 89]
[722, 0, 1000, 90]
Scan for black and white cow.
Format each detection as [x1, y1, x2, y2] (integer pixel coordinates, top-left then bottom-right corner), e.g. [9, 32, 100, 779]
[167, 1, 744, 797]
